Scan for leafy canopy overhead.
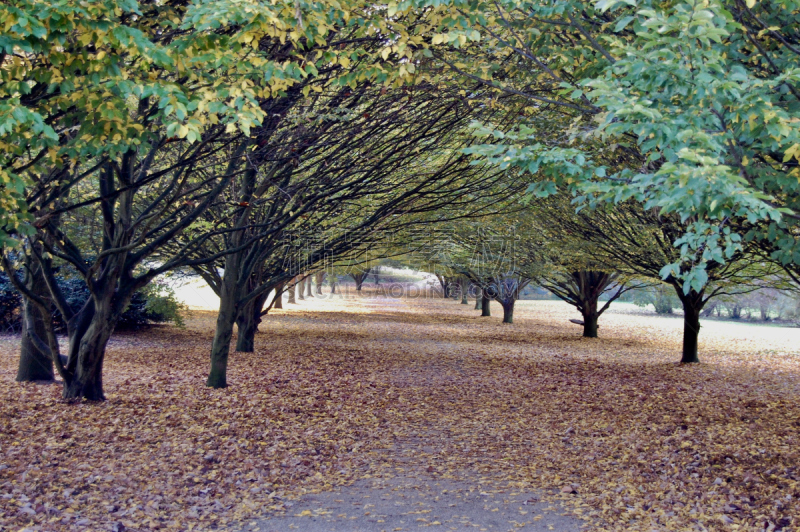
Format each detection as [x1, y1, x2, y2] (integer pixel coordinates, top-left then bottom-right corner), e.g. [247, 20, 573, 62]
[391, 0, 800, 291]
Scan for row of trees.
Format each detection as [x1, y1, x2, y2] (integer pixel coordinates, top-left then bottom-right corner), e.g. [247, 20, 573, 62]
[2, 0, 798, 400]
[1, 0, 529, 399]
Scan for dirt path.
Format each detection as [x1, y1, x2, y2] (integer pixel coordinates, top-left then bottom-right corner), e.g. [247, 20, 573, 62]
[234, 316, 583, 532]
[236, 476, 579, 531]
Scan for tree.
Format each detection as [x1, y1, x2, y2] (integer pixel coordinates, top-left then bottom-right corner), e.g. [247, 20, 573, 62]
[407, 0, 800, 293]
[350, 267, 372, 292]
[183, 78, 519, 388]
[2, 0, 380, 399]
[541, 271, 633, 338]
[539, 194, 779, 362]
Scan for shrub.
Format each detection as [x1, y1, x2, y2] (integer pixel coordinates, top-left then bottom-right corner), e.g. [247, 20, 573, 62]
[0, 273, 22, 333]
[0, 275, 185, 333]
[631, 285, 680, 314]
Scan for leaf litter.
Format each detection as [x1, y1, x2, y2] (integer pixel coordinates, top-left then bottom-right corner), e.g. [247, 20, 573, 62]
[0, 295, 798, 531]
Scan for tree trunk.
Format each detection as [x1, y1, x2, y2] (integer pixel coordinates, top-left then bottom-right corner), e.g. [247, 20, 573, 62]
[298, 277, 305, 300]
[315, 271, 325, 295]
[481, 293, 491, 317]
[352, 273, 366, 291]
[474, 292, 481, 310]
[287, 280, 297, 304]
[459, 277, 469, 305]
[235, 291, 268, 352]
[306, 276, 313, 297]
[681, 303, 701, 363]
[62, 301, 113, 401]
[208, 290, 237, 388]
[581, 298, 599, 338]
[17, 260, 54, 382]
[272, 283, 284, 309]
[501, 300, 514, 324]
[206, 274, 239, 388]
[582, 313, 599, 338]
[676, 288, 705, 364]
[331, 279, 337, 294]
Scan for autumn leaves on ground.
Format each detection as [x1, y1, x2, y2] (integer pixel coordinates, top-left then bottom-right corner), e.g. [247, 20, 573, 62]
[1, 293, 799, 531]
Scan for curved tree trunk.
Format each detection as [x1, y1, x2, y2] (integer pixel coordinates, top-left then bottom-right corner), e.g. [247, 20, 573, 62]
[17, 260, 54, 382]
[62, 297, 115, 401]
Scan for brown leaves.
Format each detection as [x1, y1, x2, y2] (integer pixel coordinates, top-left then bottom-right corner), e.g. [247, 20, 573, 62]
[0, 296, 799, 531]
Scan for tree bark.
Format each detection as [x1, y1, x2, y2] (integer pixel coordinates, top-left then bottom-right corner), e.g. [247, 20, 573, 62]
[582, 312, 599, 338]
[315, 271, 326, 295]
[352, 271, 369, 291]
[675, 287, 705, 364]
[474, 295, 481, 310]
[459, 277, 469, 305]
[208, 285, 237, 388]
[287, 280, 297, 304]
[62, 299, 112, 401]
[235, 291, 269, 352]
[306, 275, 313, 297]
[298, 277, 305, 300]
[273, 282, 284, 309]
[17, 260, 54, 382]
[501, 300, 514, 324]
[581, 298, 599, 338]
[481, 293, 491, 317]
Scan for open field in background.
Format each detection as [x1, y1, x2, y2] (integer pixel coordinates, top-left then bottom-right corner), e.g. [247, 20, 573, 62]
[1, 294, 799, 531]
